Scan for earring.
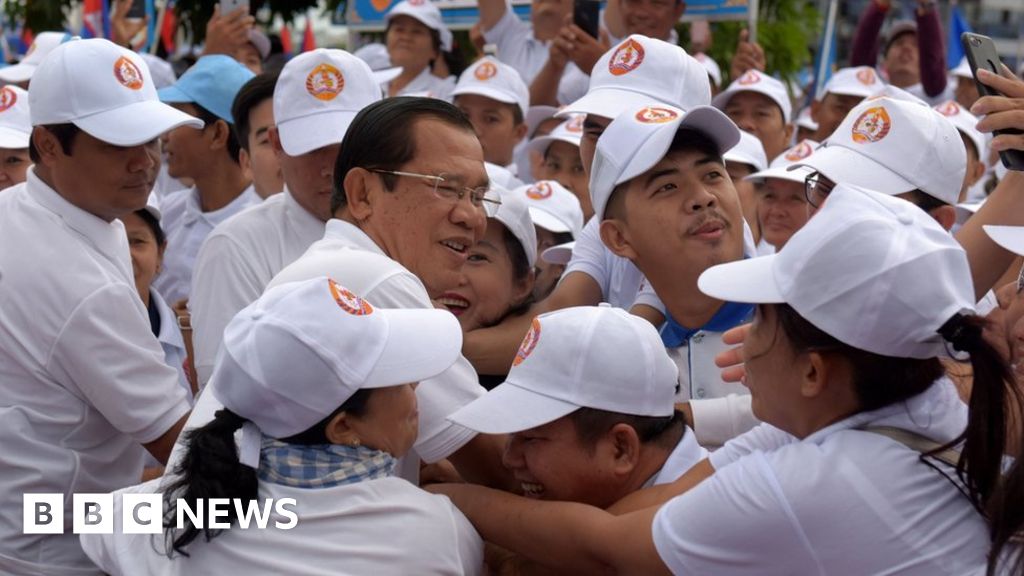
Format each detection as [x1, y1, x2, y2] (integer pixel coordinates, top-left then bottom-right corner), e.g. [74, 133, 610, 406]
[349, 438, 361, 447]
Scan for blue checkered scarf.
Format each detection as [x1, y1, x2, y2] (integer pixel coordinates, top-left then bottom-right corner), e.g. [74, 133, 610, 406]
[257, 437, 397, 489]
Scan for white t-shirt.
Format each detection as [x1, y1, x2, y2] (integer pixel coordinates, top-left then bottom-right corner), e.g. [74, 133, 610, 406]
[81, 477, 484, 576]
[564, 217, 648, 309]
[189, 189, 325, 386]
[150, 289, 192, 401]
[483, 0, 591, 105]
[154, 184, 261, 304]
[650, 426, 708, 486]
[653, 378, 987, 575]
[386, 67, 456, 102]
[0, 170, 191, 576]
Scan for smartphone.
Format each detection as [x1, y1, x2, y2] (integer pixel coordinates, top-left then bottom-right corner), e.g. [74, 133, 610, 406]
[961, 32, 1024, 171]
[219, 0, 250, 15]
[126, 0, 146, 19]
[573, 0, 600, 40]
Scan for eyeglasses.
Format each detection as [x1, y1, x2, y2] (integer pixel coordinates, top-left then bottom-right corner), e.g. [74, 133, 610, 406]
[1016, 262, 1024, 295]
[804, 171, 836, 208]
[371, 169, 500, 209]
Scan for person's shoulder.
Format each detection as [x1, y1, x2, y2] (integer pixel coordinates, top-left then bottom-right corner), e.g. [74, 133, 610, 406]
[158, 187, 193, 222]
[208, 193, 286, 242]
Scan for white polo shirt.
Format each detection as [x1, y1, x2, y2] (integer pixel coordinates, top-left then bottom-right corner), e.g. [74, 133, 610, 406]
[81, 477, 484, 575]
[0, 170, 191, 575]
[153, 184, 261, 304]
[387, 67, 456, 102]
[189, 189, 325, 386]
[652, 378, 987, 575]
[483, 0, 592, 105]
[150, 289, 192, 400]
[650, 426, 708, 486]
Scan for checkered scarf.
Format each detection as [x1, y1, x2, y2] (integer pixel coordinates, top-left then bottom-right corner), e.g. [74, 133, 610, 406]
[257, 437, 397, 489]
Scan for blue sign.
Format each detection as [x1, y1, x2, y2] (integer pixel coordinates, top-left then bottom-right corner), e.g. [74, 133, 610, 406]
[347, 0, 532, 29]
[682, 0, 751, 21]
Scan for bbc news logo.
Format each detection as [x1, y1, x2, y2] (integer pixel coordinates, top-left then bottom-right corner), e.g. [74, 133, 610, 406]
[24, 494, 298, 534]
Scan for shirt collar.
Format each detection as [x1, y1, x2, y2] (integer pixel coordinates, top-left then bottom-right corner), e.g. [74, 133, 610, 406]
[283, 186, 326, 238]
[151, 289, 185, 351]
[323, 218, 387, 256]
[183, 184, 258, 226]
[660, 300, 755, 348]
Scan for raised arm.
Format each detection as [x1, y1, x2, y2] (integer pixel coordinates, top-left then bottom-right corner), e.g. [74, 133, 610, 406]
[479, 0, 509, 33]
[850, 0, 888, 68]
[915, 0, 947, 97]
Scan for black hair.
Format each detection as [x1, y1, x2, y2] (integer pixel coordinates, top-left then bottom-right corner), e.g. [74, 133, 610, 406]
[497, 221, 535, 319]
[134, 208, 166, 246]
[28, 123, 80, 163]
[230, 71, 280, 153]
[569, 408, 686, 455]
[330, 96, 475, 215]
[162, 388, 375, 557]
[904, 189, 950, 214]
[188, 103, 242, 165]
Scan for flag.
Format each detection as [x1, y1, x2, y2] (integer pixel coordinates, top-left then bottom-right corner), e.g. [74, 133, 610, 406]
[142, 0, 156, 52]
[301, 16, 315, 52]
[20, 27, 33, 54]
[82, 0, 105, 38]
[947, 5, 971, 70]
[280, 24, 293, 56]
[809, 0, 839, 103]
[161, 0, 177, 53]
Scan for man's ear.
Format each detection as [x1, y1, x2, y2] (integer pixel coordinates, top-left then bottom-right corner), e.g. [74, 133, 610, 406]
[809, 99, 822, 124]
[929, 204, 957, 232]
[513, 120, 529, 145]
[599, 219, 637, 260]
[783, 123, 795, 145]
[342, 167, 375, 221]
[209, 119, 232, 151]
[607, 423, 642, 475]
[31, 127, 62, 167]
[268, 126, 285, 158]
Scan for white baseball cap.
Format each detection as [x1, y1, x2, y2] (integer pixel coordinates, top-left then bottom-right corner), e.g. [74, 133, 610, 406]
[713, 69, 793, 123]
[952, 56, 973, 80]
[0, 86, 32, 149]
[559, 35, 711, 120]
[933, 99, 986, 161]
[248, 28, 271, 60]
[542, 241, 575, 265]
[352, 42, 403, 84]
[984, 225, 1024, 257]
[723, 129, 768, 173]
[485, 161, 524, 191]
[745, 139, 818, 184]
[821, 66, 886, 99]
[590, 103, 740, 219]
[385, 0, 453, 52]
[486, 184, 538, 268]
[137, 53, 177, 89]
[273, 48, 382, 156]
[29, 39, 203, 146]
[795, 107, 818, 131]
[0, 32, 67, 83]
[212, 277, 463, 439]
[789, 97, 966, 206]
[526, 105, 559, 137]
[698, 183, 974, 359]
[694, 52, 722, 88]
[448, 305, 678, 434]
[515, 180, 584, 238]
[526, 114, 583, 156]
[452, 57, 529, 121]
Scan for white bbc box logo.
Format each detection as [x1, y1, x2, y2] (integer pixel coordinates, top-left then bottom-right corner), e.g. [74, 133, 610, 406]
[123, 493, 163, 534]
[23, 494, 64, 534]
[73, 494, 113, 534]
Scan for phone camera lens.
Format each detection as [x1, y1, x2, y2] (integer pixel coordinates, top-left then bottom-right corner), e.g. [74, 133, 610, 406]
[970, 37, 981, 47]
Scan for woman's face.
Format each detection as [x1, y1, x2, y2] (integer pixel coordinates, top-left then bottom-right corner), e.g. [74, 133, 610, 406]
[439, 220, 533, 332]
[742, 305, 805, 429]
[536, 141, 592, 220]
[986, 275, 1024, 378]
[122, 212, 163, 302]
[348, 384, 420, 458]
[386, 15, 438, 74]
[0, 147, 29, 191]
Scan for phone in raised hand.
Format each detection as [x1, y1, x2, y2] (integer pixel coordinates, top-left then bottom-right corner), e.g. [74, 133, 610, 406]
[962, 32, 1024, 171]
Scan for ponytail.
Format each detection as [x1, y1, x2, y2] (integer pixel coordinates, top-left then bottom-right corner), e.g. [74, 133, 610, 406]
[162, 409, 258, 557]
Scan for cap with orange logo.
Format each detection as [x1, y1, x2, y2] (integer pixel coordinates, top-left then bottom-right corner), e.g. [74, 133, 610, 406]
[385, 0, 453, 51]
[712, 69, 793, 123]
[515, 179, 584, 238]
[820, 66, 886, 100]
[526, 114, 585, 156]
[452, 57, 529, 121]
[0, 85, 32, 149]
[932, 100, 986, 162]
[744, 139, 819, 184]
[0, 32, 66, 84]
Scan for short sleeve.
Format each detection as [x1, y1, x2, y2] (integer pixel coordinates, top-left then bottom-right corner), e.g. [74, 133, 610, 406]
[632, 277, 666, 314]
[413, 356, 484, 463]
[709, 422, 797, 470]
[564, 219, 612, 298]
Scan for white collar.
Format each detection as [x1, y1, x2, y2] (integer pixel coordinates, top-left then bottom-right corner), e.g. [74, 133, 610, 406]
[323, 218, 388, 256]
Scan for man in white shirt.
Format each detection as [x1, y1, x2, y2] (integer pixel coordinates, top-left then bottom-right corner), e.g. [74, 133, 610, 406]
[0, 38, 196, 575]
[189, 49, 381, 386]
[231, 71, 284, 199]
[153, 54, 258, 304]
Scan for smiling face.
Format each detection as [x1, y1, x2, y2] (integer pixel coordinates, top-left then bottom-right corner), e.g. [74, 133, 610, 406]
[883, 33, 920, 88]
[386, 15, 438, 75]
[619, 0, 685, 41]
[122, 211, 164, 303]
[756, 178, 809, 249]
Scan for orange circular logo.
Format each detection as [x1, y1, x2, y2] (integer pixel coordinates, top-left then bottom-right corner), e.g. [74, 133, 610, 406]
[306, 64, 345, 101]
[526, 182, 553, 200]
[634, 106, 678, 124]
[408, 0, 425, 5]
[474, 61, 498, 81]
[856, 68, 877, 86]
[0, 87, 17, 112]
[935, 100, 961, 117]
[328, 279, 374, 316]
[851, 106, 892, 144]
[113, 56, 144, 90]
[513, 318, 542, 366]
[565, 115, 584, 133]
[608, 39, 645, 76]
[737, 70, 761, 85]
[783, 141, 813, 162]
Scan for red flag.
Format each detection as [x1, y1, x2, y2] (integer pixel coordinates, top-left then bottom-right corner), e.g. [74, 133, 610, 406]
[20, 28, 33, 53]
[280, 24, 293, 56]
[301, 16, 315, 52]
[161, 0, 177, 53]
[82, 0, 104, 38]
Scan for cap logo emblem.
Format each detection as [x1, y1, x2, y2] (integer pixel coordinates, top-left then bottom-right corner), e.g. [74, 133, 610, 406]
[784, 141, 813, 161]
[634, 106, 678, 124]
[372, 0, 392, 10]
[936, 101, 960, 117]
[0, 87, 17, 112]
[408, 0, 425, 5]
[851, 106, 892, 144]
[328, 279, 374, 315]
[513, 318, 542, 366]
[474, 61, 498, 81]
[526, 182, 553, 200]
[608, 39, 645, 76]
[114, 56, 144, 90]
[306, 63, 345, 101]
[566, 115, 584, 133]
[856, 68, 877, 85]
[737, 70, 761, 85]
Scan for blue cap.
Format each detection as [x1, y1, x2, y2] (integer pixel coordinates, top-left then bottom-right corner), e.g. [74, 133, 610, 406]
[158, 55, 254, 123]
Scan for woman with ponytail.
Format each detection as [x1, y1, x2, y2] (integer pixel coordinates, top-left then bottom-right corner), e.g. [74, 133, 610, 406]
[429, 183, 1011, 575]
[81, 277, 483, 575]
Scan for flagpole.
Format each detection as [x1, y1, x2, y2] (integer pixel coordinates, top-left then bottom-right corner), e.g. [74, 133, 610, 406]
[151, 0, 166, 54]
[815, 0, 839, 100]
[748, 0, 759, 45]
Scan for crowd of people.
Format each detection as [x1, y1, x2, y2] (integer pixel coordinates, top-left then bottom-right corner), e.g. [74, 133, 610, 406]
[1, 0, 1024, 573]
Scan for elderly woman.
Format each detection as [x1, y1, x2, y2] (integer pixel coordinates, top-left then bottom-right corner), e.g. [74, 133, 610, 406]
[433, 184, 1018, 575]
[383, 0, 455, 100]
[0, 85, 31, 191]
[81, 278, 483, 575]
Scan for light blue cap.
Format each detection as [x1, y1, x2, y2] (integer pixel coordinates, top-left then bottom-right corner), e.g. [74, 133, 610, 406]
[158, 55, 254, 123]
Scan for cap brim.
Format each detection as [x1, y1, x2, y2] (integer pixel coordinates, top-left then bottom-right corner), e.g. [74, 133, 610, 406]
[248, 29, 271, 60]
[542, 241, 574, 265]
[0, 127, 30, 149]
[746, 165, 813, 184]
[363, 307, 463, 388]
[526, 105, 558, 133]
[788, 144, 917, 196]
[73, 100, 204, 147]
[559, 86, 671, 119]
[373, 66, 403, 84]
[527, 133, 579, 155]
[984, 225, 1024, 257]
[0, 63, 35, 83]
[448, 381, 580, 434]
[277, 110, 357, 156]
[697, 254, 785, 304]
[528, 207, 572, 234]
[157, 84, 194, 104]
